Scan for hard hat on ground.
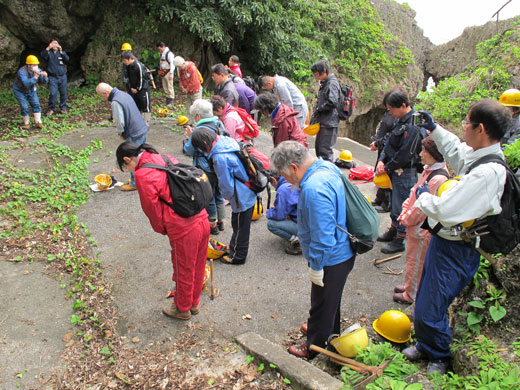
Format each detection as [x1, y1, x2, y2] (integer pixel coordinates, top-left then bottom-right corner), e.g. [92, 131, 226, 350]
[499, 89, 520, 107]
[207, 238, 229, 259]
[373, 310, 411, 343]
[304, 123, 320, 136]
[94, 174, 112, 191]
[157, 108, 170, 118]
[173, 56, 185, 68]
[329, 325, 369, 357]
[121, 42, 132, 51]
[177, 115, 189, 126]
[339, 149, 353, 162]
[373, 173, 392, 189]
[26, 55, 39, 65]
[252, 200, 263, 221]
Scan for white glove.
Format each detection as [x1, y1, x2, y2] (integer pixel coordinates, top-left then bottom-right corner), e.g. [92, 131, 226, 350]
[309, 269, 324, 287]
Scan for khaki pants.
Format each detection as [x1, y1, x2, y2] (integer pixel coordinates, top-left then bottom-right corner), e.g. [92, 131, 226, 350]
[161, 73, 175, 99]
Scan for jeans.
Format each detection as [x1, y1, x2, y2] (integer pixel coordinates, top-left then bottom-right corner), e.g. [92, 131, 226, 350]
[207, 187, 225, 222]
[267, 218, 298, 241]
[126, 133, 148, 186]
[390, 169, 417, 236]
[48, 74, 68, 111]
[13, 86, 41, 116]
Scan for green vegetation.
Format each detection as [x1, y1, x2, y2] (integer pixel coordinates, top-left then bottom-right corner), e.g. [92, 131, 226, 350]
[416, 19, 520, 132]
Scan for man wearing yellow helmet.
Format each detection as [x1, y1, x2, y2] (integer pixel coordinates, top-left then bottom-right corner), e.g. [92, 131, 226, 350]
[12, 55, 48, 129]
[498, 88, 520, 149]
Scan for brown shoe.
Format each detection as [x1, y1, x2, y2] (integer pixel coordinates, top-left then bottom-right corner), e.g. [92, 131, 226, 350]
[35, 122, 44, 129]
[394, 285, 405, 293]
[288, 343, 309, 358]
[162, 302, 191, 320]
[23, 123, 30, 130]
[47, 110, 54, 116]
[393, 292, 413, 304]
[121, 184, 137, 191]
[300, 322, 308, 336]
[190, 305, 200, 315]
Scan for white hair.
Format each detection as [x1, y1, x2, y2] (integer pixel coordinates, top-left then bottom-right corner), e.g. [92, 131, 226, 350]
[96, 82, 112, 98]
[271, 141, 313, 174]
[173, 56, 185, 68]
[189, 99, 214, 119]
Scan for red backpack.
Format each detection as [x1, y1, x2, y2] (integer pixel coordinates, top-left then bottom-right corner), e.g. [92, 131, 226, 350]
[231, 107, 260, 140]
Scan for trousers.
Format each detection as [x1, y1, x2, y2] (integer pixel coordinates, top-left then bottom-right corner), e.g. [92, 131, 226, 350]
[48, 74, 68, 111]
[229, 205, 254, 264]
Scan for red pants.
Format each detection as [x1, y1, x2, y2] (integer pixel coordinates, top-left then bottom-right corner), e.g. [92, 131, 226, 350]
[167, 218, 210, 313]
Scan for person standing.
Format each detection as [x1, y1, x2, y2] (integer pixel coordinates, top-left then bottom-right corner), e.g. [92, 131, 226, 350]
[173, 56, 203, 106]
[259, 75, 309, 129]
[227, 55, 243, 78]
[498, 88, 520, 148]
[253, 92, 308, 148]
[121, 51, 151, 124]
[40, 39, 69, 115]
[120, 42, 133, 91]
[211, 64, 239, 107]
[271, 141, 355, 358]
[403, 100, 511, 374]
[12, 55, 48, 129]
[96, 82, 149, 191]
[156, 41, 175, 106]
[115, 142, 210, 320]
[376, 87, 421, 254]
[309, 61, 341, 162]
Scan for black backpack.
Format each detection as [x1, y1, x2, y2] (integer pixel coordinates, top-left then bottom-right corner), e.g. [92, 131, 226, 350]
[141, 154, 213, 218]
[337, 85, 355, 121]
[243, 76, 259, 93]
[234, 143, 270, 193]
[465, 155, 520, 255]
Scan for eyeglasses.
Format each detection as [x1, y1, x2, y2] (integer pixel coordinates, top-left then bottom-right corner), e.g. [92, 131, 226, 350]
[461, 120, 479, 127]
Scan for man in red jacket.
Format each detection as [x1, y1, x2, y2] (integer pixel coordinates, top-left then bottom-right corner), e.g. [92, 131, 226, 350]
[254, 92, 308, 148]
[173, 56, 203, 106]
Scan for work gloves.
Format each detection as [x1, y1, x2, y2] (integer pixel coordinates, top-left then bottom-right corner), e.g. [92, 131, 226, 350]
[309, 269, 324, 287]
[417, 110, 436, 132]
[416, 182, 430, 198]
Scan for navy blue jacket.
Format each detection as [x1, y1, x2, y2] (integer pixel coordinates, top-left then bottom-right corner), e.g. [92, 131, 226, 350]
[109, 88, 149, 139]
[40, 49, 69, 77]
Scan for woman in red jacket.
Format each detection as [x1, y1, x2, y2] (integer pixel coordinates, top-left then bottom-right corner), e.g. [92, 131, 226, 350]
[116, 142, 210, 320]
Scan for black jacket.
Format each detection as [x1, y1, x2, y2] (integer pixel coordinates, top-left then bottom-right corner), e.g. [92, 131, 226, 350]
[310, 74, 340, 127]
[125, 60, 149, 92]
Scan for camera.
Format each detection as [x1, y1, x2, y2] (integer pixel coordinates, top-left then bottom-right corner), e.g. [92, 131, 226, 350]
[411, 112, 425, 126]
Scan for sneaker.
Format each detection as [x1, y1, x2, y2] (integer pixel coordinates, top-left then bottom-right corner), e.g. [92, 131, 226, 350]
[285, 239, 302, 255]
[393, 292, 413, 304]
[381, 237, 405, 254]
[217, 221, 225, 231]
[35, 122, 44, 129]
[377, 227, 397, 242]
[162, 302, 191, 320]
[427, 361, 449, 374]
[402, 345, 425, 361]
[121, 184, 137, 191]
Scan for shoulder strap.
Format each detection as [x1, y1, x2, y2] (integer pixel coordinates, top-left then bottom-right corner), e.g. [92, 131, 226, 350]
[466, 154, 507, 174]
[426, 168, 450, 183]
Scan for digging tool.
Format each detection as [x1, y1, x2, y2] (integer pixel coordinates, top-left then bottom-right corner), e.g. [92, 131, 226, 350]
[209, 258, 220, 299]
[373, 254, 401, 267]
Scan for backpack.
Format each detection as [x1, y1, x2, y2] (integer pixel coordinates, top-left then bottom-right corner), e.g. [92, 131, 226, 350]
[234, 143, 270, 193]
[348, 166, 374, 182]
[465, 155, 520, 255]
[243, 76, 259, 93]
[230, 107, 260, 140]
[337, 85, 355, 121]
[141, 154, 213, 218]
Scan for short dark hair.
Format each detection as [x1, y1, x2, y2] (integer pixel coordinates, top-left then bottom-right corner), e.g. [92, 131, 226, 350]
[211, 63, 228, 76]
[191, 128, 217, 154]
[121, 51, 134, 60]
[468, 99, 512, 142]
[156, 41, 166, 48]
[210, 95, 227, 111]
[116, 142, 158, 171]
[258, 75, 272, 88]
[310, 60, 330, 75]
[383, 87, 410, 108]
[253, 93, 279, 114]
[230, 55, 240, 63]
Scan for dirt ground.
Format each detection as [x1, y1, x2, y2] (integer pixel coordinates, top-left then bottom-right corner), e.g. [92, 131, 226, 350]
[0, 118, 411, 389]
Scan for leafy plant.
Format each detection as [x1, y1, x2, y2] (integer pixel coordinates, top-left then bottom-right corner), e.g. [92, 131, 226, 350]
[459, 285, 507, 334]
[503, 137, 520, 170]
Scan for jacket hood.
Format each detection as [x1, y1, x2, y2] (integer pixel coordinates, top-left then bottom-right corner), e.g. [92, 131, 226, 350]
[209, 136, 240, 158]
[272, 104, 298, 126]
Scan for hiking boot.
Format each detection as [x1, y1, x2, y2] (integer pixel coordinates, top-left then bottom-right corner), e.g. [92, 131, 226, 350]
[121, 184, 137, 191]
[210, 226, 219, 235]
[427, 361, 449, 375]
[285, 239, 302, 255]
[394, 285, 405, 293]
[381, 237, 405, 254]
[162, 302, 191, 320]
[35, 122, 44, 129]
[288, 343, 310, 358]
[402, 345, 425, 361]
[377, 226, 396, 242]
[217, 221, 225, 231]
[374, 205, 390, 213]
[300, 322, 308, 336]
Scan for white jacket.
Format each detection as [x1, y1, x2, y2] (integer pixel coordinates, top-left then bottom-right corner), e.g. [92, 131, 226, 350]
[415, 125, 506, 241]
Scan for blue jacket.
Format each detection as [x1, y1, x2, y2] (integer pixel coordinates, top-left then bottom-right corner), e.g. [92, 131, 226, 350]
[40, 49, 69, 77]
[266, 177, 299, 222]
[13, 66, 47, 92]
[298, 158, 353, 270]
[184, 117, 225, 172]
[209, 136, 257, 212]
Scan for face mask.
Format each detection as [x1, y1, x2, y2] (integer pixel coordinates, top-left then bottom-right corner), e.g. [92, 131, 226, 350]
[31, 66, 38, 71]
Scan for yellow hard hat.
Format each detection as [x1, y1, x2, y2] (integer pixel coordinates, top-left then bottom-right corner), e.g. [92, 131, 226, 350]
[121, 42, 132, 51]
[499, 89, 520, 107]
[436, 177, 474, 227]
[207, 238, 228, 259]
[304, 123, 320, 136]
[373, 173, 392, 189]
[94, 174, 112, 191]
[329, 326, 369, 357]
[26, 55, 39, 65]
[339, 149, 353, 162]
[252, 201, 264, 221]
[177, 115, 189, 126]
[372, 310, 411, 343]
[157, 107, 170, 118]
